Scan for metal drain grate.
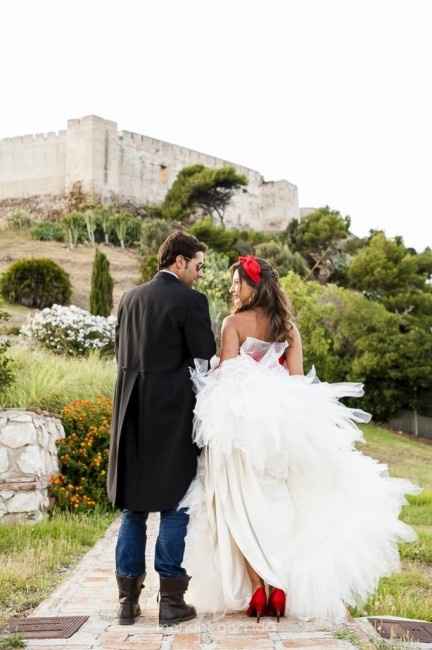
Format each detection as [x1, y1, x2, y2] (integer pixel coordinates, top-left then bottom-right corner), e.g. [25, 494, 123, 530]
[7, 616, 89, 639]
[368, 618, 432, 643]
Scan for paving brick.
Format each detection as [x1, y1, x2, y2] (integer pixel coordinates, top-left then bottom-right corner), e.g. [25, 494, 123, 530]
[171, 633, 201, 649]
[212, 633, 273, 648]
[281, 642, 341, 648]
[25, 514, 362, 650]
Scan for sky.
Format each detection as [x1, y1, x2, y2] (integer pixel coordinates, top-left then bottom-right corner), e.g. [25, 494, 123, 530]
[1, 0, 431, 251]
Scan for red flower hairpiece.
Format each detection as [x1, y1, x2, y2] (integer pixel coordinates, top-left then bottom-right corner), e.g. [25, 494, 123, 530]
[239, 255, 261, 285]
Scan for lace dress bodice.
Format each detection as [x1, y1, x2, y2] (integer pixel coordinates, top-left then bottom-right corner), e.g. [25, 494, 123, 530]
[240, 336, 288, 369]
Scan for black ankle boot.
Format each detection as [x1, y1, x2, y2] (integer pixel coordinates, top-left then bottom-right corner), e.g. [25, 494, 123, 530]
[116, 574, 145, 625]
[159, 575, 197, 626]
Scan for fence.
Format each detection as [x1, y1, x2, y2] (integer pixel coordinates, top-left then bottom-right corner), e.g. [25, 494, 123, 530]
[387, 409, 432, 439]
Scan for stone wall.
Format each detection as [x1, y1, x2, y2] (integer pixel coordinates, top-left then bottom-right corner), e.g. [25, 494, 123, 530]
[0, 410, 65, 522]
[0, 115, 301, 231]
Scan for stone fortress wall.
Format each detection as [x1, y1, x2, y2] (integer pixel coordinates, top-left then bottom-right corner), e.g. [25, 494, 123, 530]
[0, 115, 301, 230]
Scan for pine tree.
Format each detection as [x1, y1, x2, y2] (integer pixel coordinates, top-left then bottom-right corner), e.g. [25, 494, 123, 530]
[90, 249, 113, 316]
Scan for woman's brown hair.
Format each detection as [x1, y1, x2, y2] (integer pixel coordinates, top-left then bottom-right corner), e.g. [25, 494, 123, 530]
[230, 257, 295, 343]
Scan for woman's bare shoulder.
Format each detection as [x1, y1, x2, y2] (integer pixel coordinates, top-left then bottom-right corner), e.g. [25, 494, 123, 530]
[288, 321, 302, 346]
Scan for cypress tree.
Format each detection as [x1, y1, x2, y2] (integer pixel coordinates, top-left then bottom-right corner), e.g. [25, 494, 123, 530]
[90, 249, 113, 316]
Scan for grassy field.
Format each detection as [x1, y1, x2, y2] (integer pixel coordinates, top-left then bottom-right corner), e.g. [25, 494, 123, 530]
[350, 423, 432, 621]
[0, 228, 140, 324]
[0, 509, 116, 630]
[0, 346, 116, 414]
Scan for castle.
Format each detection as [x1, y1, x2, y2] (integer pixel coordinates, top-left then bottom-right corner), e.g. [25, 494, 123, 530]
[0, 115, 304, 230]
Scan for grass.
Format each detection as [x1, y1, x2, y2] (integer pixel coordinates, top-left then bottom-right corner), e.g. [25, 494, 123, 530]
[335, 627, 406, 650]
[349, 423, 432, 621]
[0, 508, 116, 629]
[0, 227, 140, 316]
[0, 346, 116, 414]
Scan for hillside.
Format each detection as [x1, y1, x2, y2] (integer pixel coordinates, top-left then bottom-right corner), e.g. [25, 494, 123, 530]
[0, 229, 142, 327]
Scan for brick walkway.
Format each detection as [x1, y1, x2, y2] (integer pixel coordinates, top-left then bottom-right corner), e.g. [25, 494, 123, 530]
[24, 515, 377, 650]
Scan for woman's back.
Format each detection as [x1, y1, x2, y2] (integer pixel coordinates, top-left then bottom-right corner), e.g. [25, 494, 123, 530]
[230, 308, 273, 345]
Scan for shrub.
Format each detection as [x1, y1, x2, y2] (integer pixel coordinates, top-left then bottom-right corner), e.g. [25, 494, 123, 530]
[0, 338, 15, 394]
[109, 211, 130, 249]
[281, 272, 432, 420]
[0, 311, 14, 392]
[197, 250, 231, 339]
[123, 216, 142, 248]
[21, 304, 116, 357]
[90, 249, 113, 317]
[255, 240, 310, 277]
[31, 221, 65, 242]
[188, 218, 271, 263]
[62, 212, 87, 248]
[140, 218, 179, 255]
[189, 218, 237, 257]
[140, 255, 158, 282]
[0, 258, 72, 308]
[50, 396, 113, 511]
[6, 208, 32, 231]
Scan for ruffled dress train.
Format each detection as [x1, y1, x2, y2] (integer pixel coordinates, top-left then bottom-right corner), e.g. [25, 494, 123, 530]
[179, 337, 420, 623]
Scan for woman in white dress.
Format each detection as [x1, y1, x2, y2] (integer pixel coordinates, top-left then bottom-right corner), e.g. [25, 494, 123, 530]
[180, 255, 420, 624]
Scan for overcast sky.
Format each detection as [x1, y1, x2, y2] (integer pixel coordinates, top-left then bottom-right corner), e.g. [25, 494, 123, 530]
[1, 0, 431, 251]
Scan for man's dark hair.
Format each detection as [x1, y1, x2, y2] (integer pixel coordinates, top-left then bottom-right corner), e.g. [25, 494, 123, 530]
[158, 230, 207, 269]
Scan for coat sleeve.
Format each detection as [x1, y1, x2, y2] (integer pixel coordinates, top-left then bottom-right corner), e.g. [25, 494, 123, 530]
[184, 291, 217, 362]
[115, 293, 126, 364]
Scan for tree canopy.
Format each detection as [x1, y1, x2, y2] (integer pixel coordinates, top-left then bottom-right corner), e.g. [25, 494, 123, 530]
[161, 164, 248, 226]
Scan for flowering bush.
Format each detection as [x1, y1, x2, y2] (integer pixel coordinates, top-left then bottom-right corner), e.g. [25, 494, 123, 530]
[21, 304, 116, 357]
[50, 396, 113, 511]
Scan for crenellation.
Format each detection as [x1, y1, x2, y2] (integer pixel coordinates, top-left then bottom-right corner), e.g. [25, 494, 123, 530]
[0, 114, 301, 229]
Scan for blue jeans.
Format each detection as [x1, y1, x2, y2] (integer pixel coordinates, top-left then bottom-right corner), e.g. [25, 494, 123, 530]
[115, 508, 189, 578]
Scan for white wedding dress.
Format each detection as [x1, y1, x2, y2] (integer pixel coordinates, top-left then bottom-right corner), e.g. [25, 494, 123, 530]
[179, 336, 421, 623]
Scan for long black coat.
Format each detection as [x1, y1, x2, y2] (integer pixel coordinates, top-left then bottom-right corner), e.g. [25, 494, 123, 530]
[107, 271, 216, 512]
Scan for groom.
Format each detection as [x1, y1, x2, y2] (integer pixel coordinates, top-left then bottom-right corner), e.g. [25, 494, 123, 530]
[107, 230, 216, 626]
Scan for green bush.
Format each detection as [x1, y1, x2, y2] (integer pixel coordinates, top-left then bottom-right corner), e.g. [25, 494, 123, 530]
[6, 208, 32, 231]
[255, 240, 309, 277]
[140, 255, 158, 282]
[123, 216, 143, 248]
[189, 218, 237, 258]
[50, 396, 112, 511]
[0, 311, 15, 393]
[0, 258, 72, 308]
[189, 218, 272, 263]
[90, 249, 113, 317]
[62, 212, 87, 248]
[197, 250, 231, 339]
[140, 218, 178, 255]
[31, 221, 65, 242]
[281, 272, 432, 420]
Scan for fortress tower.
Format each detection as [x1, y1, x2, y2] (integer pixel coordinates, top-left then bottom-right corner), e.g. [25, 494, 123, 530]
[0, 115, 300, 230]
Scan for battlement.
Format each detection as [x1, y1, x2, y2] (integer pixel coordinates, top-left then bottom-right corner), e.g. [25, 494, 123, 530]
[0, 130, 66, 144]
[119, 129, 258, 178]
[0, 114, 300, 230]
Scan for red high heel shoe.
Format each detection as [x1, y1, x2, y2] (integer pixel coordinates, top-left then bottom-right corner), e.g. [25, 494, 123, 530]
[268, 588, 286, 622]
[246, 586, 267, 623]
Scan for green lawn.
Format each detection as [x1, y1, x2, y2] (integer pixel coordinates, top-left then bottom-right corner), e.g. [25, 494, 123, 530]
[350, 423, 432, 621]
[0, 509, 116, 629]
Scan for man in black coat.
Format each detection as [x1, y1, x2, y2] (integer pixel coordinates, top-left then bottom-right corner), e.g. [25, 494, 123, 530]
[107, 231, 216, 626]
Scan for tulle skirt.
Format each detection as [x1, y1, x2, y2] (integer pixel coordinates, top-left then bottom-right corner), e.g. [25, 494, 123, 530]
[179, 355, 421, 623]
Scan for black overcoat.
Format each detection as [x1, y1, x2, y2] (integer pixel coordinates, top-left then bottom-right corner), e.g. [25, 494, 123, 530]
[107, 271, 216, 511]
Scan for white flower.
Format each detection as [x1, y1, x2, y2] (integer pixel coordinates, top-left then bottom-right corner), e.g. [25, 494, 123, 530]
[21, 304, 116, 356]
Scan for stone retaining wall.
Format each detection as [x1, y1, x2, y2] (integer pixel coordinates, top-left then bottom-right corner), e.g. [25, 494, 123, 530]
[0, 409, 65, 522]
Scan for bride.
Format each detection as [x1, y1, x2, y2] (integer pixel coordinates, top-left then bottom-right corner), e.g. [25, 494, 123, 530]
[180, 255, 421, 623]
